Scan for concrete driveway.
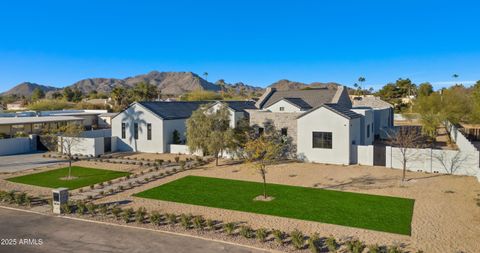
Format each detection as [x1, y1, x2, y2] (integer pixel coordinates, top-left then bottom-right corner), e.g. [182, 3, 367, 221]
[0, 208, 268, 253]
[0, 152, 64, 173]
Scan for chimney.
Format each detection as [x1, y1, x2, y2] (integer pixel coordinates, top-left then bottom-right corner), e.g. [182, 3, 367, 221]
[255, 87, 276, 109]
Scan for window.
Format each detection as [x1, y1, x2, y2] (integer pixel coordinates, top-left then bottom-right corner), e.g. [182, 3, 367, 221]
[279, 106, 285, 111]
[134, 123, 138, 140]
[367, 124, 370, 138]
[147, 123, 152, 140]
[312, 132, 332, 149]
[121, 123, 126, 139]
[281, 128, 288, 136]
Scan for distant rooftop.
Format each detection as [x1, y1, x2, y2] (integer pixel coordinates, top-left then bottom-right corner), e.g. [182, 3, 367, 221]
[258, 86, 339, 109]
[351, 95, 393, 109]
[216, 101, 257, 112]
[0, 116, 84, 125]
[298, 103, 362, 120]
[137, 101, 209, 120]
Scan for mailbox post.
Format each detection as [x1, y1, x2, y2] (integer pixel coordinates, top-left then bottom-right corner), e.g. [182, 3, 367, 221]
[52, 188, 69, 214]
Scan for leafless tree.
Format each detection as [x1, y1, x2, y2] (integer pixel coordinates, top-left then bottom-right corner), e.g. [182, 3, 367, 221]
[388, 126, 424, 181]
[434, 151, 470, 175]
[58, 123, 84, 180]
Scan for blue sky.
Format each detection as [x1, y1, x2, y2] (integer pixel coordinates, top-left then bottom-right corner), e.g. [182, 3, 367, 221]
[0, 0, 479, 92]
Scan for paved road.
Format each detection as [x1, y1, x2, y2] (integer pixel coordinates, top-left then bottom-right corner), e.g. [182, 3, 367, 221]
[0, 208, 268, 253]
[0, 152, 64, 173]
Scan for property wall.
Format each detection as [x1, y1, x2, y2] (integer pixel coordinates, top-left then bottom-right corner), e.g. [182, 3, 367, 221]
[249, 110, 299, 144]
[297, 107, 352, 165]
[265, 100, 303, 113]
[446, 121, 478, 153]
[351, 108, 374, 145]
[385, 146, 480, 180]
[112, 103, 165, 153]
[58, 136, 105, 157]
[169, 144, 203, 156]
[0, 137, 35, 155]
[81, 129, 111, 138]
[356, 145, 374, 166]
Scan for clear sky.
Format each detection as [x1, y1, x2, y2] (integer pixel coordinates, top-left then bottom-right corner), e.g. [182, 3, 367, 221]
[0, 0, 479, 92]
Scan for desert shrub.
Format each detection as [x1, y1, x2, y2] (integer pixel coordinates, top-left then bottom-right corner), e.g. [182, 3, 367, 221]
[206, 219, 215, 230]
[99, 205, 108, 217]
[172, 168, 177, 173]
[122, 208, 133, 223]
[78, 188, 83, 193]
[159, 172, 165, 177]
[180, 161, 186, 170]
[150, 211, 162, 226]
[308, 233, 320, 253]
[193, 216, 204, 230]
[128, 182, 133, 188]
[108, 189, 114, 195]
[89, 185, 94, 190]
[256, 228, 268, 242]
[86, 203, 96, 216]
[117, 185, 124, 192]
[166, 213, 177, 225]
[135, 207, 147, 224]
[111, 206, 122, 219]
[239, 225, 254, 238]
[76, 201, 86, 215]
[180, 213, 192, 229]
[107, 180, 112, 185]
[223, 222, 236, 235]
[387, 245, 404, 253]
[290, 229, 305, 249]
[14, 192, 27, 205]
[24, 195, 32, 207]
[61, 203, 72, 214]
[326, 236, 337, 253]
[156, 159, 164, 165]
[346, 239, 366, 253]
[272, 229, 284, 244]
[174, 156, 180, 163]
[367, 244, 380, 253]
[125, 174, 130, 180]
[144, 177, 149, 182]
[87, 195, 93, 200]
[4, 190, 15, 203]
[99, 190, 105, 196]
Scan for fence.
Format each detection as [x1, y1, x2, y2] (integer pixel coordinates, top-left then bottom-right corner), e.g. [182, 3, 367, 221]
[445, 121, 478, 153]
[0, 136, 37, 156]
[356, 145, 374, 166]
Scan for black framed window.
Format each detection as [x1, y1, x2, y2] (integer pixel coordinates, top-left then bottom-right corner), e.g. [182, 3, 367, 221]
[279, 107, 285, 111]
[281, 128, 288, 136]
[134, 123, 138, 140]
[147, 123, 152, 140]
[312, 132, 332, 149]
[121, 123, 126, 139]
[367, 124, 370, 138]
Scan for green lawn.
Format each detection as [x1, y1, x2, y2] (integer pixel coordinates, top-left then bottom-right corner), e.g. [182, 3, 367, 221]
[7, 166, 130, 190]
[134, 176, 415, 235]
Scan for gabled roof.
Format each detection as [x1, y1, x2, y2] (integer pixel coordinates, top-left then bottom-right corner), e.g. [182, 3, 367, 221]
[298, 103, 362, 120]
[281, 97, 312, 110]
[138, 101, 210, 120]
[258, 87, 339, 109]
[218, 101, 257, 112]
[351, 96, 393, 109]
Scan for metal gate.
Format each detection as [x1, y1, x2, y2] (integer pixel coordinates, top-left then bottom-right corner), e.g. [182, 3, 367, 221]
[373, 145, 386, 166]
[104, 137, 111, 153]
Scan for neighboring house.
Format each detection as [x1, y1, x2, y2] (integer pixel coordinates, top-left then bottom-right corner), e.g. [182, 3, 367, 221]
[98, 112, 118, 128]
[39, 110, 108, 130]
[6, 101, 27, 111]
[0, 116, 84, 137]
[112, 101, 256, 153]
[83, 98, 113, 108]
[351, 95, 394, 138]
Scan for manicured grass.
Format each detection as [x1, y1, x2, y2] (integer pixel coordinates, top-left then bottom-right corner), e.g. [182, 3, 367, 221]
[7, 166, 130, 190]
[134, 176, 414, 235]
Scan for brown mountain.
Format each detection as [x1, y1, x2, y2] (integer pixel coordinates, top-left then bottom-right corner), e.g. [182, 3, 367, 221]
[1, 82, 59, 97]
[268, 79, 343, 90]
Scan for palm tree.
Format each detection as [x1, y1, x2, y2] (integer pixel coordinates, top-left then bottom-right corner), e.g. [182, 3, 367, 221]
[358, 77, 366, 95]
[353, 83, 359, 95]
[203, 72, 209, 82]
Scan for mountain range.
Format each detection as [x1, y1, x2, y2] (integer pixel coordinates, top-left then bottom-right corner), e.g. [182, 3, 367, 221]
[1, 71, 343, 98]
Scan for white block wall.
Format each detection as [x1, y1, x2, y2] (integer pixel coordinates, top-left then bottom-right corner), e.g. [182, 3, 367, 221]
[357, 145, 374, 166]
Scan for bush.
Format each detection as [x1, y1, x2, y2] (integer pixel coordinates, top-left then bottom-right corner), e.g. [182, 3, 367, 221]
[126, 174, 130, 180]
[99, 205, 108, 217]
[308, 233, 320, 253]
[79, 188, 84, 193]
[107, 180, 112, 185]
[117, 185, 124, 192]
[86, 203, 96, 216]
[290, 229, 305, 249]
[272, 229, 284, 245]
[223, 222, 235, 235]
[122, 208, 133, 223]
[135, 207, 147, 224]
[24, 195, 32, 207]
[325, 236, 337, 253]
[150, 211, 162, 226]
[61, 203, 72, 214]
[108, 189, 114, 195]
[193, 216, 204, 230]
[90, 185, 94, 190]
[239, 225, 254, 238]
[4, 191, 15, 203]
[367, 244, 380, 253]
[179, 161, 186, 170]
[346, 239, 366, 253]
[387, 245, 404, 253]
[14, 192, 27, 206]
[166, 213, 177, 225]
[156, 159, 164, 165]
[174, 156, 180, 163]
[206, 219, 215, 230]
[76, 201, 86, 215]
[256, 228, 268, 242]
[111, 206, 122, 219]
[180, 213, 192, 229]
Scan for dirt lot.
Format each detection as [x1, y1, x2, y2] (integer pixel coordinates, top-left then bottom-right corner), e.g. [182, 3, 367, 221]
[2, 159, 480, 252]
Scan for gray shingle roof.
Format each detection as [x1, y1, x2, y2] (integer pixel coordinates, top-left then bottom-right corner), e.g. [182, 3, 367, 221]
[260, 87, 338, 109]
[221, 101, 257, 112]
[138, 101, 209, 120]
[282, 98, 312, 109]
[298, 103, 362, 120]
[351, 96, 393, 109]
